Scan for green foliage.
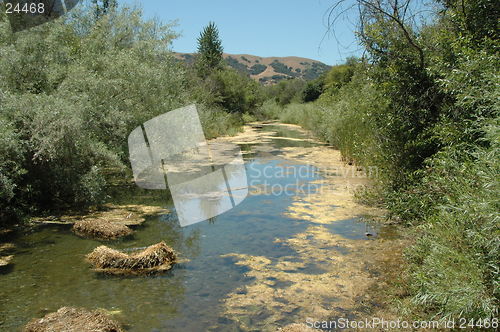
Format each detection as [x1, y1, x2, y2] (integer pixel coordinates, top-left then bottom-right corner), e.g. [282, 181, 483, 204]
[225, 56, 249, 74]
[302, 62, 331, 80]
[190, 67, 263, 115]
[195, 21, 224, 77]
[180, 53, 195, 64]
[197, 104, 243, 138]
[271, 74, 288, 81]
[1, 4, 243, 224]
[438, 0, 499, 45]
[276, 102, 321, 129]
[259, 0, 499, 320]
[264, 78, 306, 106]
[212, 68, 263, 114]
[0, 116, 26, 220]
[91, 0, 117, 18]
[323, 58, 357, 94]
[405, 122, 499, 319]
[301, 77, 324, 102]
[253, 99, 282, 120]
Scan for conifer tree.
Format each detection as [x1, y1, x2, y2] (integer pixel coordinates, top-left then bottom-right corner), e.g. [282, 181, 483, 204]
[196, 22, 224, 77]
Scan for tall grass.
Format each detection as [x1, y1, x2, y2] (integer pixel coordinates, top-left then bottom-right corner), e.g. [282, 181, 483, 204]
[404, 121, 499, 319]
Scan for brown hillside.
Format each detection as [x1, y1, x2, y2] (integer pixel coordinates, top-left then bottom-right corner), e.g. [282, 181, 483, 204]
[174, 52, 331, 84]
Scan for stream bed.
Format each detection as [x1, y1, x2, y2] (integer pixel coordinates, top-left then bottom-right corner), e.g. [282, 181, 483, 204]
[0, 124, 392, 332]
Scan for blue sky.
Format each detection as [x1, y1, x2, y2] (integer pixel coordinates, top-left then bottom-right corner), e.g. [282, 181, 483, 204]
[119, 0, 362, 65]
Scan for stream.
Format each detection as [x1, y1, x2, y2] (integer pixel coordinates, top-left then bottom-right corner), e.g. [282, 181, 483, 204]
[0, 123, 396, 331]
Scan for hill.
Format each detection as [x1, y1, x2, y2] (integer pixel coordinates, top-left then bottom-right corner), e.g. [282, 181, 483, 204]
[175, 53, 331, 84]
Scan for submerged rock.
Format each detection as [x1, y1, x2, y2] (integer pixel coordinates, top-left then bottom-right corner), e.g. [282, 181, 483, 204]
[23, 306, 123, 332]
[86, 241, 176, 275]
[72, 219, 133, 240]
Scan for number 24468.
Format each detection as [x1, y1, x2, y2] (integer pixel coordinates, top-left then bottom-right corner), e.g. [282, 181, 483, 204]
[5, 2, 45, 14]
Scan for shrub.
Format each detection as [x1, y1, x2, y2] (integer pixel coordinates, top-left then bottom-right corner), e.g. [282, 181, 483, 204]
[265, 78, 306, 106]
[301, 78, 324, 102]
[250, 63, 267, 75]
[0, 4, 189, 222]
[270, 60, 297, 77]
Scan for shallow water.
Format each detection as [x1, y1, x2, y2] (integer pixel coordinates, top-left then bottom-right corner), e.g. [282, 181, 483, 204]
[0, 125, 380, 331]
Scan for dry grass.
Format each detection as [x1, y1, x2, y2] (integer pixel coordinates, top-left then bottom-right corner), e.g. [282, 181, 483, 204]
[23, 307, 123, 332]
[86, 241, 176, 275]
[72, 219, 133, 240]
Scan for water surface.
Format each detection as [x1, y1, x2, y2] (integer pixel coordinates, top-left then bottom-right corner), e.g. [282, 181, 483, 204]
[0, 124, 379, 331]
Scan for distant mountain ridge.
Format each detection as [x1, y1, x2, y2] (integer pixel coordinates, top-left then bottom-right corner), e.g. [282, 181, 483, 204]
[174, 52, 331, 84]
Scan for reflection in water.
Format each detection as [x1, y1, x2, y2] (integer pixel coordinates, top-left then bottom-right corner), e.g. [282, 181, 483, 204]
[169, 148, 248, 227]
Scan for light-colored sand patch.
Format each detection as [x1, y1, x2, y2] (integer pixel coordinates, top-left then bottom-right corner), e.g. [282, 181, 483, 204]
[0, 242, 15, 267]
[277, 146, 384, 223]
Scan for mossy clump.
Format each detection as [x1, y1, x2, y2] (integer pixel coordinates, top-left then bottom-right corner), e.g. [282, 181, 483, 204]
[86, 241, 176, 275]
[23, 307, 123, 332]
[73, 219, 133, 240]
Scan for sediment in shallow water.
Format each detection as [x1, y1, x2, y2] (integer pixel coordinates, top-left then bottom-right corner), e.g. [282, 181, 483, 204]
[277, 323, 320, 332]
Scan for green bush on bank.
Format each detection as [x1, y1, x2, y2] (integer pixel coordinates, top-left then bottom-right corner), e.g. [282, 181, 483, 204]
[0, 6, 188, 219]
[0, 3, 255, 224]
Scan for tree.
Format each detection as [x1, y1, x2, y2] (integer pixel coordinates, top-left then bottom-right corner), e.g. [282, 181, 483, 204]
[323, 58, 357, 93]
[302, 77, 324, 102]
[196, 22, 224, 77]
